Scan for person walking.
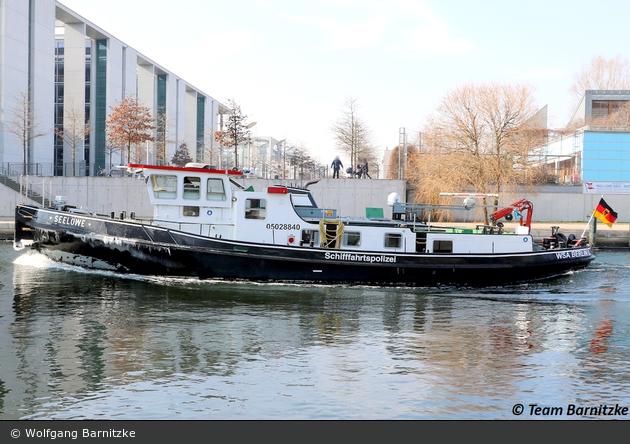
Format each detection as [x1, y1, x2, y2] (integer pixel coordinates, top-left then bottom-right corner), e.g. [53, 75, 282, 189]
[363, 161, 372, 179]
[331, 156, 343, 178]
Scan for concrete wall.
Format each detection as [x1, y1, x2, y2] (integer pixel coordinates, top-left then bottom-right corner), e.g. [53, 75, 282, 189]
[1, 177, 407, 220]
[1, 176, 152, 218]
[2, 178, 628, 224]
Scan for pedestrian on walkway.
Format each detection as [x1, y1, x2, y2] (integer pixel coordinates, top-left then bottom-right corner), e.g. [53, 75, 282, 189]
[331, 156, 343, 178]
[363, 161, 372, 179]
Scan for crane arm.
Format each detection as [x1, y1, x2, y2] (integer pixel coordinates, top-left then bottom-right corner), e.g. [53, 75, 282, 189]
[489, 199, 533, 228]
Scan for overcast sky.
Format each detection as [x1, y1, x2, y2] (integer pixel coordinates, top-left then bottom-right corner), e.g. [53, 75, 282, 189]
[60, 0, 630, 165]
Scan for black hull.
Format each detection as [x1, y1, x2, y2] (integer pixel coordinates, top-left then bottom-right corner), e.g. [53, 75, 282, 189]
[15, 205, 596, 287]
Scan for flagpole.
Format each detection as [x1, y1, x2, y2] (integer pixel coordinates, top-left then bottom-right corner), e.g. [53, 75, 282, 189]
[580, 194, 604, 239]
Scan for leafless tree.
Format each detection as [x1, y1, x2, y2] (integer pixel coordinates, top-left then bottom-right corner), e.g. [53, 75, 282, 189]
[219, 99, 254, 169]
[5, 89, 47, 175]
[103, 141, 121, 175]
[286, 144, 318, 180]
[410, 82, 545, 223]
[55, 104, 91, 176]
[387, 145, 418, 180]
[569, 55, 630, 107]
[331, 97, 376, 171]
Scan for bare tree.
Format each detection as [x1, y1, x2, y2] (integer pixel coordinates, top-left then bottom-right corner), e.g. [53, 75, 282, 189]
[55, 105, 91, 176]
[106, 95, 155, 164]
[5, 90, 47, 175]
[285, 144, 318, 180]
[103, 142, 121, 175]
[410, 82, 544, 223]
[221, 99, 254, 170]
[387, 145, 418, 179]
[331, 97, 376, 170]
[569, 55, 630, 105]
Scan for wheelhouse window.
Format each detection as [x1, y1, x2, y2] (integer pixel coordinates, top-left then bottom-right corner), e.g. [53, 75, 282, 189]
[291, 194, 313, 207]
[343, 231, 361, 247]
[183, 206, 199, 217]
[183, 176, 201, 200]
[151, 175, 177, 199]
[207, 178, 226, 201]
[245, 198, 266, 219]
[433, 240, 453, 253]
[384, 233, 402, 248]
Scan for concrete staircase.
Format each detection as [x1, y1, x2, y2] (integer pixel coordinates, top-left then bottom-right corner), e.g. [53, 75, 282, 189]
[0, 173, 48, 206]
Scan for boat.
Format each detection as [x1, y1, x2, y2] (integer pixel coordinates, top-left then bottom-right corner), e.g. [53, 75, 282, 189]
[13, 163, 595, 286]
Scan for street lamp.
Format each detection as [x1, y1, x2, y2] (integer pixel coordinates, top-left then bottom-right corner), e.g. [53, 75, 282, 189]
[398, 127, 422, 179]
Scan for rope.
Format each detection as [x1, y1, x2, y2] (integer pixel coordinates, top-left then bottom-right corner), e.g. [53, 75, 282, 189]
[319, 219, 344, 249]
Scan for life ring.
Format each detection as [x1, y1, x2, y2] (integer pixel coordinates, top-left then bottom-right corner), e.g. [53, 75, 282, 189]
[319, 219, 344, 249]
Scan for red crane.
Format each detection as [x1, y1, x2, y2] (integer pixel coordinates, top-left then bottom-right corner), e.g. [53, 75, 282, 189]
[489, 199, 533, 228]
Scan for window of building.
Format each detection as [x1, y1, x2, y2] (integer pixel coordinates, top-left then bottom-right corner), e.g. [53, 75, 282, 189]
[592, 100, 626, 119]
[384, 233, 402, 248]
[343, 232, 361, 247]
[207, 178, 226, 201]
[183, 206, 199, 217]
[433, 240, 453, 253]
[151, 175, 177, 199]
[183, 176, 200, 200]
[245, 199, 266, 219]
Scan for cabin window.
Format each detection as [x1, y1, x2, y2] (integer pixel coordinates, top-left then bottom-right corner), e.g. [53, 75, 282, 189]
[151, 175, 177, 199]
[183, 206, 199, 217]
[207, 178, 226, 201]
[291, 194, 313, 207]
[343, 231, 361, 247]
[301, 230, 319, 246]
[433, 240, 453, 253]
[384, 233, 402, 248]
[245, 198, 266, 219]
[183, 176, 201, 200]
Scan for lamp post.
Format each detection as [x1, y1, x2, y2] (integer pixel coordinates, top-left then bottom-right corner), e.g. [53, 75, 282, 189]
[398, 127, 422, 179]
[398, 128, 406, 179]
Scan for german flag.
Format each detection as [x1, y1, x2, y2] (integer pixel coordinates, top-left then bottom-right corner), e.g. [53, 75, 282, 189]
[594, 198, 618, 228]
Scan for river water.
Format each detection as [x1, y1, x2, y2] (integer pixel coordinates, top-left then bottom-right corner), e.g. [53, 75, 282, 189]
[1, 241, 629, 420]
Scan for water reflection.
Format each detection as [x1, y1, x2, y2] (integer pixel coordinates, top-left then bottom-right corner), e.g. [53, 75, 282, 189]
[2, 247, 630, 419]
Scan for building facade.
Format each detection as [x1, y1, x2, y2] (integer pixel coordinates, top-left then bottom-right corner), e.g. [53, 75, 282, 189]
[0, 0, 228, 176]
[537, 90, 630, 195]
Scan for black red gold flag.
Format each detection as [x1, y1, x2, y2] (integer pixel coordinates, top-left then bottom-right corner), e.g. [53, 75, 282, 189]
[594, 198, 618, 228]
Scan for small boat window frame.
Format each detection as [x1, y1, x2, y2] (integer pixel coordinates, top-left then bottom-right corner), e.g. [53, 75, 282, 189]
[433, 240, 453, 253]
[301, 229, 319, 246]
[151, 174, 178, 199]
[245, 198, 267, 220]
[343, 231, 361, 247]
[183, 176, 201, 200]
[384, 233, 402, 249]
[183, 206, 200, 217]
[207, 178, 227, 201]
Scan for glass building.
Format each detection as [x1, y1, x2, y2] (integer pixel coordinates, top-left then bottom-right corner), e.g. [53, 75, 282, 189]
[0, 0, 228, 176]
